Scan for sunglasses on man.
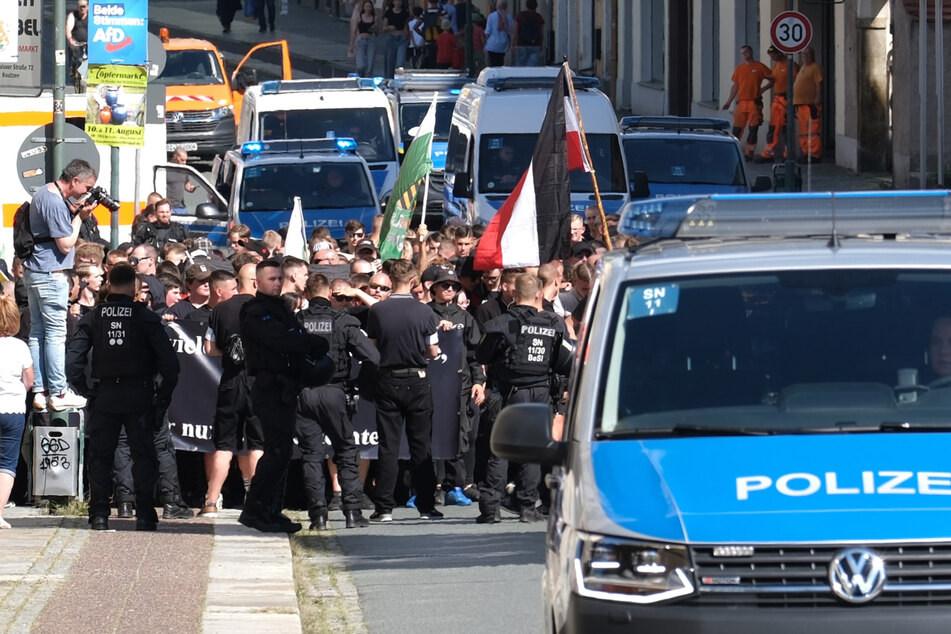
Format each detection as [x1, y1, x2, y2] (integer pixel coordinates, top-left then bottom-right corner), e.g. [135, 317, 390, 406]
[129, 255, 152, 266]
[369, 282, 391, 292]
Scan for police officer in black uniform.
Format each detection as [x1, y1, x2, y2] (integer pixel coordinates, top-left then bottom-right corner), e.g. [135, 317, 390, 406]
[297, 273, 379, 530]
[428, 267, 486, 504]
[476, 273, 573, 523]
[66, 264, 180, 531]
[366, 259, 441, 522]
[238, 260, 330, 534]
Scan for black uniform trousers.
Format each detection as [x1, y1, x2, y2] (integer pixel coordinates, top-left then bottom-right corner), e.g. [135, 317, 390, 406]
[372, 372, 437, 513]
[88, 404, 158, 522]
[479, 385, 549, 515]
[243, 374, 297, 520]
[112, 408, 184, 505]
[296, 384, 362, 515]
[444, 399, 480, 489]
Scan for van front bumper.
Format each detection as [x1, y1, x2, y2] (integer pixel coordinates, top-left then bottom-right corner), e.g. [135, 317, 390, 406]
[562, 594, 951, 634]
[165, 112, 235, 158]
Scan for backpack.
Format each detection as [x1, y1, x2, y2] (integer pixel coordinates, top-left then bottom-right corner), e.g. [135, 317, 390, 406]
[223, 333, 245, 366]
[422, 8, 444, 43]
[13, 200, 53, 260]
[517, 14, 540, 46]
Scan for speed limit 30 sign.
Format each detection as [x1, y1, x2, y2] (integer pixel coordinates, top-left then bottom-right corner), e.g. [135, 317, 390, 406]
[770, 11, 812, 55]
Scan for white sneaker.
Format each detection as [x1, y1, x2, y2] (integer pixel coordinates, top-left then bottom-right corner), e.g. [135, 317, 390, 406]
[32, 393, 48, 411]
[49, 390, 87, 412]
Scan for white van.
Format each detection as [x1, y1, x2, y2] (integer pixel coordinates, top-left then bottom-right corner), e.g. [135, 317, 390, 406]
[443, 67, 629, 226]
[236, 77, 400, 204]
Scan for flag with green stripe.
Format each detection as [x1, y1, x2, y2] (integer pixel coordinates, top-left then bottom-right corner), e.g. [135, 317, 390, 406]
[378, 94, 437, 261]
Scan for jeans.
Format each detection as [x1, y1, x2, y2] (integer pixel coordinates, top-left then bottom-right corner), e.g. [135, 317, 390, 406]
[23, 268, 70, 395]
[356, 36, 377, 77]
[0, 412, 25, 477]
[383, 34, 408, 79]
[516, 46, 541, 67]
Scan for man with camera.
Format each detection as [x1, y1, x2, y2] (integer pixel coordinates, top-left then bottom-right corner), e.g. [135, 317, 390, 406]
[24, 159, 104, 412]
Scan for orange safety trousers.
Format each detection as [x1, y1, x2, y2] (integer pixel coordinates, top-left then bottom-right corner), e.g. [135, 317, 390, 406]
[796, 104, 822, 159]
[732, 100, 764, 158]
[761, 96, 788, 160]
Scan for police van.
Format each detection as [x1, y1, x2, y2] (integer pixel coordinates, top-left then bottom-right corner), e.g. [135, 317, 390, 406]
[620, 116, 772, 199]
[235, 77, 400, 204]
[443, 67, 629, 226]
[490, 191, 951, 633]
[386, 68, 469, 226]
[155, 138, 379, 244]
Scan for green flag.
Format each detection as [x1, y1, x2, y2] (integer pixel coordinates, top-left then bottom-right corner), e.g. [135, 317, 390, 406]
[378, 94, 437, 261]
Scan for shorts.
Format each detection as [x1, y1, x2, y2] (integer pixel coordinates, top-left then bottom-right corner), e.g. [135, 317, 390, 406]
[733, 99, 763, 130]
[0, 411, 25, 477]
[213, 372, 264, 452]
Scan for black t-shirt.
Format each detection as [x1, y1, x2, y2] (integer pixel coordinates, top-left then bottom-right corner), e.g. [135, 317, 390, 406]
[209, 293, 253, 380]
[384, 8, 409, 31]
[165, 298, 205, 321]
[366, 295, 438, 371]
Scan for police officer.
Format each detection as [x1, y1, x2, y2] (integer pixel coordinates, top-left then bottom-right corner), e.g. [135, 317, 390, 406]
[476, 273, 573, 523]
[238, 260, 329, 534]
[365, 259, 441, 522]
[297, 273, 379, 530]
[428, 267, 486, 504]
[66, 264, 180, 531]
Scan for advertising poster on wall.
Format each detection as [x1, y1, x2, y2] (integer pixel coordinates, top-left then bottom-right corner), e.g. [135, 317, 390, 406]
[85, 64, 147, 147]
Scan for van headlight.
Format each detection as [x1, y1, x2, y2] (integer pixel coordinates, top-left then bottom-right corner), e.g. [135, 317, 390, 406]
[573, 535, 695, 604]
[209, 105, 234, 120]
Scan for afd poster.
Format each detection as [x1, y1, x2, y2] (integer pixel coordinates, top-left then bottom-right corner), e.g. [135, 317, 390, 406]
[88, 0, 148, 66]
[85, 64, 146, 147]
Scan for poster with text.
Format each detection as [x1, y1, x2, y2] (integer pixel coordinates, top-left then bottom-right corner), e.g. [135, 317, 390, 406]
[85, 64, 147, 147]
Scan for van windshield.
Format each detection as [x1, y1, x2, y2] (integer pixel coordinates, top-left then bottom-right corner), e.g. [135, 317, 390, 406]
[257, 108, 396, 162]
[623, 137, 747, 187]
[399, 101, 456, 142]
[599, 270, 951, 436]
[154, 50, 225, 86]
[478, 133, 626, 195]
[240, 162, 376, 211]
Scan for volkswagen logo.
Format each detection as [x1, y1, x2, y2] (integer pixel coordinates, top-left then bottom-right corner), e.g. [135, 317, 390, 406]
[828, 548, 886, 603]
[169, 112, 183, 123]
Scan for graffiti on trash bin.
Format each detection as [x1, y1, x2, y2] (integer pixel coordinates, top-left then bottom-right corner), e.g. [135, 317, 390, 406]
[38, 436, 72, 471]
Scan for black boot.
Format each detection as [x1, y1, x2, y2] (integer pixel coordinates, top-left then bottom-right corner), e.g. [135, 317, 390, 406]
[117, 502, 134, 518]
[345, 509, 369, 528]
[309, 509, 328, 531]
[163, 502, 194, 519]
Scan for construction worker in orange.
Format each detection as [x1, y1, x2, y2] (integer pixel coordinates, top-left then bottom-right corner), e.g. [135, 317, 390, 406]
[793, 45, 823, 163]
[758, 45, 799, 163]
[722, 44, 773, 160]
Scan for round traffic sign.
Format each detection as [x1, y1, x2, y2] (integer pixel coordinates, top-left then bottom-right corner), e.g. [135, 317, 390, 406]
[770, 11, 813, 55]
[16, 124, 100, 196]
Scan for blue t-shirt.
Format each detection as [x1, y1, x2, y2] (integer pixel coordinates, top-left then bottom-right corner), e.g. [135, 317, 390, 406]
[25, 184, 75, 273]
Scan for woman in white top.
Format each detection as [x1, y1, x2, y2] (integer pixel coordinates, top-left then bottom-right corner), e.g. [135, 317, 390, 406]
[484, 0, 512, 67]
[0, 297, 33, 529]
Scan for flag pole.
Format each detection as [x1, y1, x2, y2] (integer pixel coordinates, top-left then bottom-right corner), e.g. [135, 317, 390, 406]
[564, 61, 612, 250]
[417, 93, 439, 231]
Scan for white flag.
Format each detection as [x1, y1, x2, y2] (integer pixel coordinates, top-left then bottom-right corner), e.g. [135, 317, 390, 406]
[285, 196, 308, 261]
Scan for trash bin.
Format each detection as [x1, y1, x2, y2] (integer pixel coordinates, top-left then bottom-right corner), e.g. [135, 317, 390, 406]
[772, 162, 803, 192]
[32, 410, 83, 498]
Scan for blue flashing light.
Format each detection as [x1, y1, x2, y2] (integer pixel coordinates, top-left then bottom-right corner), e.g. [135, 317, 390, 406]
[241, 141, 264, 156]
[620, 196, 707, 238]
[336, 137, 358, 151]
[347, 73, 359, 78]
[372, 76, 384, 86]
[449, 88, 461, 95]
[260, 81, 280, 95]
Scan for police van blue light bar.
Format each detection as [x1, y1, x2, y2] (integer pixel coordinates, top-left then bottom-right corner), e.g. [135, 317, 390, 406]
[620, 116, 731, 133]
[620, 195, 708, 238]
[241, 138, 357, 157]
[673, 191, 951, 239]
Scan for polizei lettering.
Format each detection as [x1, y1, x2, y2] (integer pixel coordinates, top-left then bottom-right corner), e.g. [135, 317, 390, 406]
[520, 325, 555, 337]
[736, 471, 951, 500]
[100, 306, 132, 317]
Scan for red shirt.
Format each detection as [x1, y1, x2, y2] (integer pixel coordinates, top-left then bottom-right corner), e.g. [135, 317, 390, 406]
[436, 31, 457, 65]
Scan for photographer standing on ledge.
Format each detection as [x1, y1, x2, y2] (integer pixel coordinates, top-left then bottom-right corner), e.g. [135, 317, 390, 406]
[24, 159, 99, 412]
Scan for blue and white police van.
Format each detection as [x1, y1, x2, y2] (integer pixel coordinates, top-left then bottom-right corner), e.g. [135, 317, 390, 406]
[235, 77, 400, 205]
[443, 66, 629, 226]
[157, 138, 379, 244]
[386, 68, 469, 227]
[621, 116, 772, 199]
[490, 191, 951, 633]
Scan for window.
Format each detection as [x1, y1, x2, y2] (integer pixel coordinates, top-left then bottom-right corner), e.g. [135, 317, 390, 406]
[154, 50, 224, 86]
[398, 100, 457, 142]
[623, 138, 745, 187]
[257, 107, 396, 162]
[240, 162, 375, 212]
[699, 0, 719, 104]
[640, 0, 665, 85]
[445, 123, 470, 174]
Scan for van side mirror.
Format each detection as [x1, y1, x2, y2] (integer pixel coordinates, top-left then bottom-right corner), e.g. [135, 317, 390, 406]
[752, 175, 773, 192]
[195, 202, 228, 221]
[452, 173, 472, 199]
[631, 171, 651, 199]
[490, 402, 566, 466]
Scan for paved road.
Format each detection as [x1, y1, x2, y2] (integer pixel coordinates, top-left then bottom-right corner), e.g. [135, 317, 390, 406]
[319, 505, 547, 634]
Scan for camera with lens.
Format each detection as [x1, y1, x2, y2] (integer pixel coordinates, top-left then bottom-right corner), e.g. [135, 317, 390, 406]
[85, 186, 121, 212]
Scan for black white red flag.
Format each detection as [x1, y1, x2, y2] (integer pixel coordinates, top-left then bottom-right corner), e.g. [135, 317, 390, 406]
[474, 63, 588, 270]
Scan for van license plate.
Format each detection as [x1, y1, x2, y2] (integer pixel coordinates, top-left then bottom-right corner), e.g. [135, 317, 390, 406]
[167, 142, 198, 152]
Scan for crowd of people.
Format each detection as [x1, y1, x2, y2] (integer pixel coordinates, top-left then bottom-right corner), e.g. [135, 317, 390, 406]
[0, 153, 639, 532]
